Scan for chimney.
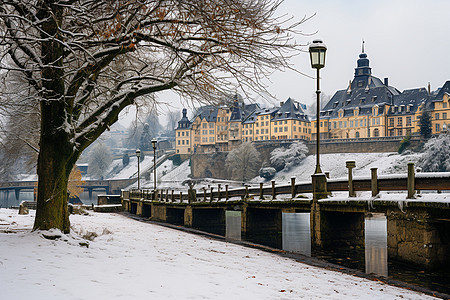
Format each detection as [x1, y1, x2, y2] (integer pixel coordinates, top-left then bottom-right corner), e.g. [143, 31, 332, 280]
[428, 82, 431, 95]
[384, 78, 389, 86]
[280, 102, 284, 107]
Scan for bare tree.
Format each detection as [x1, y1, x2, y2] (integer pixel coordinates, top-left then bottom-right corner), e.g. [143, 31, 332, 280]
[0, 0, 307, 232]
[88, 143, 112, 179]
[226, 142, 262, 181]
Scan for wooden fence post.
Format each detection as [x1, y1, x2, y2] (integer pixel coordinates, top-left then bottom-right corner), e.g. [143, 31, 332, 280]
[217, 184, 221, 200]
[203, 187, 207, 202]
[407, 163, 415, 199]
[346, 161, 356, 197]
[371, 168, 378, 197]
[271, 180, 276, 200]
[179, 191, 183, 203]
[210, 187, 214, 204]
[259, 182, 264, 200]
[171, 190, 174, 202]
[291, 177, 296, 199]
[225, 185, 229, 201]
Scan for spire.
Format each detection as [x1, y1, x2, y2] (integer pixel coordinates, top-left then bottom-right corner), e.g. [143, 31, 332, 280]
[362, 39, 365, 53]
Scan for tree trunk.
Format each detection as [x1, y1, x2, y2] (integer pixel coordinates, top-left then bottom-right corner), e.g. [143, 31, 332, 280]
[33, 3, 73, 233]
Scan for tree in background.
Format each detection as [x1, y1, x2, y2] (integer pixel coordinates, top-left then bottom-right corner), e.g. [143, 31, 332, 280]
[419, 111, 432, 140]
[270, 141, 308, 171]
[226, 142, 262, 181]
[418, 133, 450, 172]
[164, 110, 180, 137]
[122, 153, 130, 167]
[88, 144, 113, 180]
[125, 112, 162, 149]
[0, 0, 306, 232]
[140, 123, 152, 151]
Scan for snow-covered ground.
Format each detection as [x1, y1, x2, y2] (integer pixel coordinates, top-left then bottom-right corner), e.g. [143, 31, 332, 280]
[0, 208, 437, 300]
[257, 152, 422, 185]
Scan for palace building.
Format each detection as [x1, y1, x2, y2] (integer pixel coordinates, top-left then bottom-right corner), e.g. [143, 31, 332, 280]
[176, 49, 450, 155]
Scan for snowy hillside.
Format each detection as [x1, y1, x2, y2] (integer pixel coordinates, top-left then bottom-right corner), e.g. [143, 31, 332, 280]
[118, 151, 424, 192]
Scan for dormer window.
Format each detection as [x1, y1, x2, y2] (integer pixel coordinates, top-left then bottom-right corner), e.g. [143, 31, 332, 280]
[333, 101, 338, 108]
[359, 98, 365, 105]
[406, 106, 411, 113]
[371, 96, 377, 102]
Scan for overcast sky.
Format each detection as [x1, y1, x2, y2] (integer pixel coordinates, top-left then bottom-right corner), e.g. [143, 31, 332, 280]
[118, 0, 450, 127]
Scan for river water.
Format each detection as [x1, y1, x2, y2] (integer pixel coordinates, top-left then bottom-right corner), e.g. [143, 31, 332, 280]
[225, 211, 449, 295]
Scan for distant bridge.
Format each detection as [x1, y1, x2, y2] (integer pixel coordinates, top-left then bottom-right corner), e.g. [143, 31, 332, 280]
[0, 178, 136, 206]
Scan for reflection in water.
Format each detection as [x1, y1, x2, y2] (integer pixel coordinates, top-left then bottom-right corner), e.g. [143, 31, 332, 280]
[282, 213, 311, 257]
[365, 214, 388, 277]
[225, 211, 241, 240]
[0, 190, 34, 208]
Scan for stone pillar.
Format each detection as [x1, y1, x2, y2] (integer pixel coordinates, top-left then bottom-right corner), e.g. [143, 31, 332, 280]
[311, 173, 328, 247]
[346, 160, 356, 197]
[151, 204, 167, 222]
[184, 206, 193, 227]
[371, 168, 378, 197]
[188, 188, 196, 204]
[136, 200, 143, 216]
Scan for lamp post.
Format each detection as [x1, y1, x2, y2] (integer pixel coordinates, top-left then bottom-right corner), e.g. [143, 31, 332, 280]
[151, 138, 157, 191]
[136, 149, 141, 190]
[309, 39, 327, 174]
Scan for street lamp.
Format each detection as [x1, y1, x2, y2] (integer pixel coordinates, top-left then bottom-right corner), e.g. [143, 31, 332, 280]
[151, 138, 157, 191]
[136, 149, 141, 190]
[309, 39, 327, 174]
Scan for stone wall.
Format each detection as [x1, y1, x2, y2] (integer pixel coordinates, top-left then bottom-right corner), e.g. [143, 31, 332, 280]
[387, 207, 450, 270]
[190, 138, 422, 179]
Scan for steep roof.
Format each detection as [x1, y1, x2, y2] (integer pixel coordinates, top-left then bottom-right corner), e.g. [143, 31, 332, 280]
[272, 97, 309, 121]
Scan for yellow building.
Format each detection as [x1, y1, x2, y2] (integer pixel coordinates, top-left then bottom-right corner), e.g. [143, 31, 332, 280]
[175, 108, 192, 154]
[270, 98, 310, 140]
[430, 81, 450, 134]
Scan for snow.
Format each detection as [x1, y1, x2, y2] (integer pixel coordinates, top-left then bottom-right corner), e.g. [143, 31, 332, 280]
[0, 208, 437, 300]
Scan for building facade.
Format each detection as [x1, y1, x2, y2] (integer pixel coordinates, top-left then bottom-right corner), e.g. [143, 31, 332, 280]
[176, 50, 450, 155]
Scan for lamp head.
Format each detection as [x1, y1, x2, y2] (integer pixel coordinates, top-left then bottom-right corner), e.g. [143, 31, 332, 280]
[309, 39, 327, 69]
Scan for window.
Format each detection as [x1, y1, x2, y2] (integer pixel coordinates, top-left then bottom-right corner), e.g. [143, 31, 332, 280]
[355, 131, 360, 138]
[181, 132, 185, 136]
[178, 140, 180, 145]
[397, 117, 402, 126]
[177, 132, 180, 137]
[350, 120, 353, 128]
[339, 121, 342, 128]
[274, 128, 278, 133]
[293, 127, 296, 132]
[436, 124, 440, 132]
[209, 130, 214, 134]
[186, 132, 189, 136]
[360, 119, 364, 127]
[373, 128, 379, 137]
[182, 140, 184, 145]
[389, 118, 394, 127]
[256, 129, 259, 134]
[284, 126, 288, 132]
[435, 113, 440, 120]
[209, 137, 214, 142]
[202, 123, 207, 128]
[320, 122, 323, 127]
[344, 121, 347, 128]
[443, 113, 447, 119]
[406, 117, 412, 126]
[444, 102, 448, 108]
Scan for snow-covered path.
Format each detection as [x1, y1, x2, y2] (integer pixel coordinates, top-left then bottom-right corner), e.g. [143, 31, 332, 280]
[0, 209, 437, 300]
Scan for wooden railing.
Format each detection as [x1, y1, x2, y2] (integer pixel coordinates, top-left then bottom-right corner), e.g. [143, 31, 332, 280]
[124, 163, 450, 204]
